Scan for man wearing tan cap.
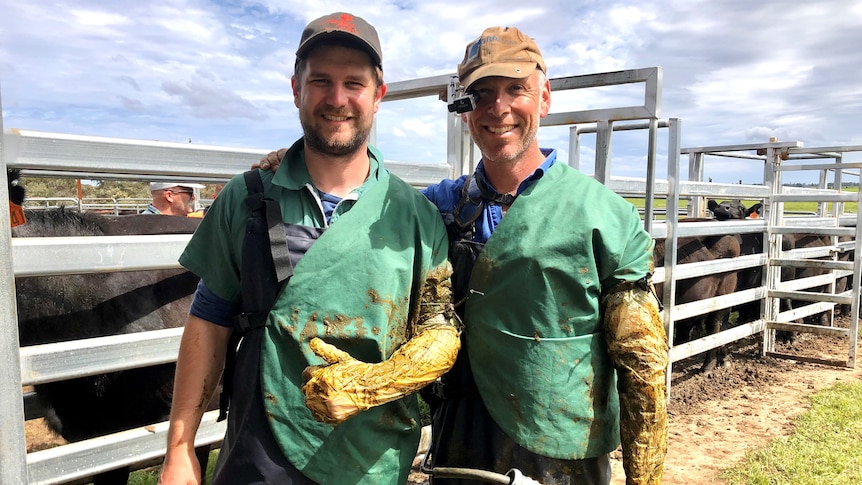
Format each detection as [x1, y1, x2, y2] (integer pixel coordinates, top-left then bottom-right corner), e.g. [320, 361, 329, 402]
[419, 26, 669, 485]
[143, 182, 205, 216]
[159, 12, 459, 485]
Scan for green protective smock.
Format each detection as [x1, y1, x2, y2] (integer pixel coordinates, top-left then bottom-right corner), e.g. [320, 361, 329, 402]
[464, 161, 654, 460]
[180, 140, 451, 484]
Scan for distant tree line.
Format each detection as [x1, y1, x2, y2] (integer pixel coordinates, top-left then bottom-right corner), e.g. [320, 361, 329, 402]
[18, 177, 221, 200]
[786, 182, 860, 188]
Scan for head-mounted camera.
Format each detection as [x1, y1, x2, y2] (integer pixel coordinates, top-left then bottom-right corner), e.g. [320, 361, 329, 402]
[446, 75, 477, 114]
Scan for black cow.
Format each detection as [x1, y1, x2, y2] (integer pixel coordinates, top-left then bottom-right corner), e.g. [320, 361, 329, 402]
[779, 233, 844, 341]
[7, 168, 26, 205]
[710, 199, 850, 343]
[11, 204, 212, 484]
[709, 199, 761, 221]
[654, 230, 741, 372]
[708, 200, 766, 328]
[653, 199, 763, 373]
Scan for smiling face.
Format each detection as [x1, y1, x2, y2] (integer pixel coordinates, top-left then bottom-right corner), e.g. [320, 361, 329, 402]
[292, 44, 386, 159]
[463, 70, 550, 167]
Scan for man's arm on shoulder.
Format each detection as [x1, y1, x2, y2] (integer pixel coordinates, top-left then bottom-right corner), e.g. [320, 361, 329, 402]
[159, 315, 232, 485]
[603, 281, 669, 485]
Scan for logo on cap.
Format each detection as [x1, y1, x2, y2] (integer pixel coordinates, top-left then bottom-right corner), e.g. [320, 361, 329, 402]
[296, 12, 383, 68]
[323, 13, 359, 35]
[457, 26, 546, 89]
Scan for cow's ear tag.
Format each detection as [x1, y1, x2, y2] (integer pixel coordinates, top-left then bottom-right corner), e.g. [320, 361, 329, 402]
[9, 201, 26, 227]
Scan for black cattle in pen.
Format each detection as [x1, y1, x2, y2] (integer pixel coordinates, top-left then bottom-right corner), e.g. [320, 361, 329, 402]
[707, 199, 802, 343]
[710, 199, 852, 343]
[653, 200, 763, 373]
[708, 200, 766, 328]
[8, 175, 212, 484]
[777, 233, 852, 342]
[653, 228, 741, 373]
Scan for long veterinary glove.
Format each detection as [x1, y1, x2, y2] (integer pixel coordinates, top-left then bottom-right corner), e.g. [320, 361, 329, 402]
[302, 326, 460, 425]
[603, 282, 669, 485]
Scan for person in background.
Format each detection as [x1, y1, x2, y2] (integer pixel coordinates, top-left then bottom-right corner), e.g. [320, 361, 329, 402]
[158, 12, 459, 485]
[143, 182, 204, 216]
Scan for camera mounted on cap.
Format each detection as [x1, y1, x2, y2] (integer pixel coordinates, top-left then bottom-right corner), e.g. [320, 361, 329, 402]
[446, 75, 477, 114]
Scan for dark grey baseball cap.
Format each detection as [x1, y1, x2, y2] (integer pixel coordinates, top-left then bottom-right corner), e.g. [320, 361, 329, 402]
[296, 12, 382, 68]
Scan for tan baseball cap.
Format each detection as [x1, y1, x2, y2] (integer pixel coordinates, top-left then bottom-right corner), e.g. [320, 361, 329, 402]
[296, 12, 382, 68]
[457, 26, 546, 89]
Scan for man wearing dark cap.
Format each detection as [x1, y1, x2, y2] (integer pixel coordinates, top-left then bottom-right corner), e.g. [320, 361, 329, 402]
[159, 12, 459, 485]
[419, 26, 669, 485]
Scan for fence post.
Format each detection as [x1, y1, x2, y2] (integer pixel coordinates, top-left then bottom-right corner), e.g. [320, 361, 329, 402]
[0, 82, 30, 485]
[663, 117, 682, 399]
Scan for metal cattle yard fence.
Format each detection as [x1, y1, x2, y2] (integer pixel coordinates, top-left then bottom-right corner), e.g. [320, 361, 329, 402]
[2, 66, 860, 483]
[22, 197, 155, 215]
[656, 142, 862, 390]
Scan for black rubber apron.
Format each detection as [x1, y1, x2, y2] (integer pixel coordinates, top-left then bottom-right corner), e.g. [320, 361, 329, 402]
[211, 224, 324, 485]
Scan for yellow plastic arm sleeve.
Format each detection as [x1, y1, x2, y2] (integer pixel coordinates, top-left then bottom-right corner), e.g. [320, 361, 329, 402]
[603, 284, 669, 485]
[302, 263, 461, 424]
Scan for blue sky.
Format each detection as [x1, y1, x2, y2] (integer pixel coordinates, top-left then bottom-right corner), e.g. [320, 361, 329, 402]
[2, 0, 861, 185]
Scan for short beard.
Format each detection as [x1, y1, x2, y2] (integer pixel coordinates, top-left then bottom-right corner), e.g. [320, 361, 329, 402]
[301, 118, 371, 158]
[480, 125, 539, 166]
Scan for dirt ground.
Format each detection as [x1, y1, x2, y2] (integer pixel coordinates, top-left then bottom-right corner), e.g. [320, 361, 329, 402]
[639, 319, 861, 485]
[25, 316, 862, 485]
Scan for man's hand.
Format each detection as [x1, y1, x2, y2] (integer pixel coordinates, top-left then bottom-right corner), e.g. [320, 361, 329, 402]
[254, 148, 287, 172]
[158, 446, 202, 485]
[302, 338, 369, 424]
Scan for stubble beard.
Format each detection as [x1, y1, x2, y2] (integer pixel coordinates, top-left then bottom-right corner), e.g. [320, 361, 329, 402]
[301, 112, 372, 159]
[478, 123, 539, 167]
[475, 103, 542, 167]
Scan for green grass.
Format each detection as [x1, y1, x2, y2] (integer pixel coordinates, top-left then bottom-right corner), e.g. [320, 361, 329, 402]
[720, 381, 862, 485]
[122, 449, 218, 485]
[625, 194, 858, 217]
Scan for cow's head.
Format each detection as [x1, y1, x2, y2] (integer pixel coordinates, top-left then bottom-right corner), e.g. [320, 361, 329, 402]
[7, 169, 25, 205]
[708, 199, 762, 220]
[7, 169, 27, 227]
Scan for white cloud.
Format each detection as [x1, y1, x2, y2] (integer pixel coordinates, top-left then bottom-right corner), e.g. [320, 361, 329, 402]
[69, 9, 131, 27]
